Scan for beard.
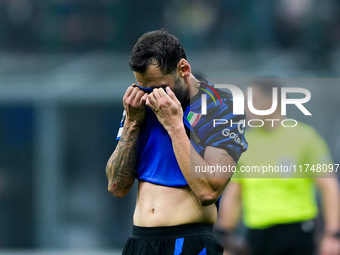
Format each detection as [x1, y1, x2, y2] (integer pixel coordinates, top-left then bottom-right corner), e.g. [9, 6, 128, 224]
[172, 74, 187, 103]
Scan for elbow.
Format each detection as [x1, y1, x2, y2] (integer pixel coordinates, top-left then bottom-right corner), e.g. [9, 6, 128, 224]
[110, 191, 127, 199]
[107, 183, 129, 198]
[197, 191, 220, 206]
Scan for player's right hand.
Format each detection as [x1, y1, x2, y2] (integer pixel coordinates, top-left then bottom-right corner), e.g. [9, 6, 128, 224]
[123, 84, 148, 128]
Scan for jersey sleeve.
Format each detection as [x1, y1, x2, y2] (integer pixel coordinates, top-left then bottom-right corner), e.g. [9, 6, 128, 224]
[204, 104, 248, 162]
[302, 126, 334, 177]
[306, 127, 333, 164]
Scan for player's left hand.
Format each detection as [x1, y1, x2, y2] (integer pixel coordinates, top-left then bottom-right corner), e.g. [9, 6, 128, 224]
[146, 86, 184, 132]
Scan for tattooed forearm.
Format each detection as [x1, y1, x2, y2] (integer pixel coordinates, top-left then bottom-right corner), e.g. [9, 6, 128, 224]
[106, 126, 139, 197]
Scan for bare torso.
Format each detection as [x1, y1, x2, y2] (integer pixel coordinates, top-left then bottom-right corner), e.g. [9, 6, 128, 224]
[133, 181, 217, 227]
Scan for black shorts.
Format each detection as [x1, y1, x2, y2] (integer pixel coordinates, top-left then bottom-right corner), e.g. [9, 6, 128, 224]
[122, 223, 224, 255]
[246, 221, 315, 255]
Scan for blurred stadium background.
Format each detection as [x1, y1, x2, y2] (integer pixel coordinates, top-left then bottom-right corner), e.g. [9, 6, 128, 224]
[0, 0, 339, 254]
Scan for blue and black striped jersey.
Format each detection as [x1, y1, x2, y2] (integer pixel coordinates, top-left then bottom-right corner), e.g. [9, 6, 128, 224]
[183, 82, 248, 163]
[117, 81, 248, 187]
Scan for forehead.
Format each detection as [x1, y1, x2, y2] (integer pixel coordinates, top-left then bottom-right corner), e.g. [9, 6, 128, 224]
[134, 64, 174, 87]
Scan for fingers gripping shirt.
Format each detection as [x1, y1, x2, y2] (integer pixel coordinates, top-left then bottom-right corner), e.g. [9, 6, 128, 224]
[116, 82, 248, 187]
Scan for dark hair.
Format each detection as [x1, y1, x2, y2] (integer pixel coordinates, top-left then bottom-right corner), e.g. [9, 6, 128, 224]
[129, 29, 187, 75]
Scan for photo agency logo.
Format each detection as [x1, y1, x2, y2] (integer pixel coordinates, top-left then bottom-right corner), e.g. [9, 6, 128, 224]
[200, 83, 312, 132]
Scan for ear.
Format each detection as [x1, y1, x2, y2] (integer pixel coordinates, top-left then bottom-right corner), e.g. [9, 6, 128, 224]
[177, 59, 191, 78]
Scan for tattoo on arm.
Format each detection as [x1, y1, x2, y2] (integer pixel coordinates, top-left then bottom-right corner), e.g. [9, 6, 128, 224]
[106, 127, 139, 191]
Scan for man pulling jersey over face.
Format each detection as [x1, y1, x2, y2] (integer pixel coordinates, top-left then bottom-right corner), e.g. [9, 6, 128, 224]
[106, 29, 247, 255]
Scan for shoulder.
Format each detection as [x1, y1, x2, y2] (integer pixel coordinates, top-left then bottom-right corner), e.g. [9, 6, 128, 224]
[215, 87, 233, 101]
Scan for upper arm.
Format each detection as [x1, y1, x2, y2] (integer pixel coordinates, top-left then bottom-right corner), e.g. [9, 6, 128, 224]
[204, 145, 236, 176]
[316, 177, 340, 192]
[202, 145, 237, 195]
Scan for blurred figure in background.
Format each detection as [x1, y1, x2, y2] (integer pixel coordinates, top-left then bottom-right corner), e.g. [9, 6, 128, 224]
[216, 78, 340, 255]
